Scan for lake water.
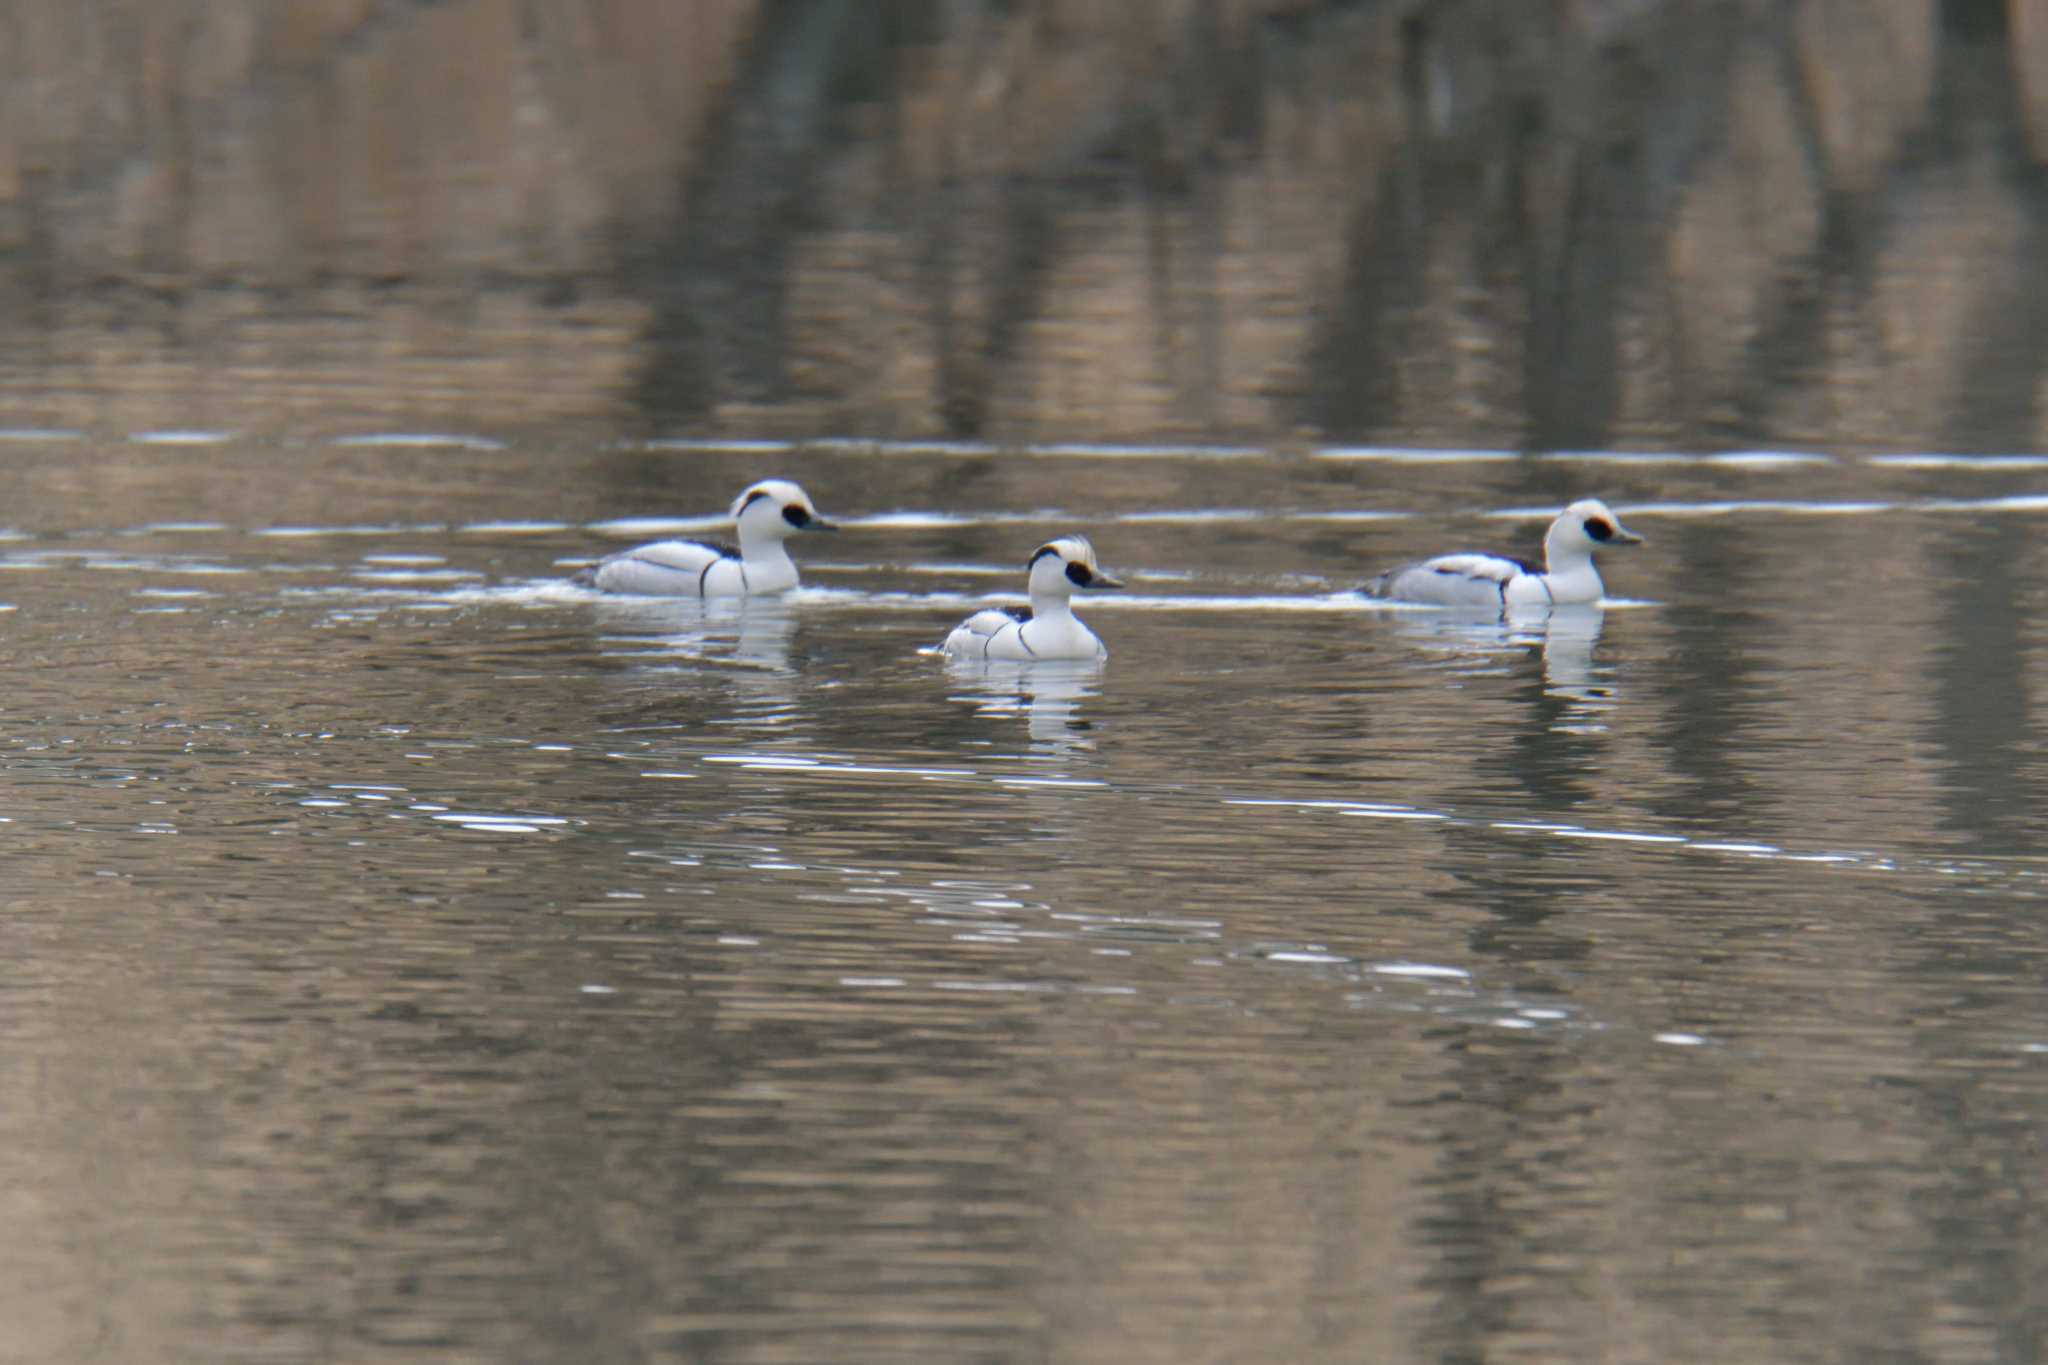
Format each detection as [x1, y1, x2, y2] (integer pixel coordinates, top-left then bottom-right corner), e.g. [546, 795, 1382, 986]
[3, 431, 2046, 1363]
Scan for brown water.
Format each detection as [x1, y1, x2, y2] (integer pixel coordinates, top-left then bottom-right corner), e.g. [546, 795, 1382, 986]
[2, 432, 2047, 1363]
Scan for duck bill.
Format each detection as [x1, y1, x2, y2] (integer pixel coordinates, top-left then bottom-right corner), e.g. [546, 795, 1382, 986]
[1611, 527, 1643, 546]
[1090, 574, 1126, 590]
[807, 517, 839, 532]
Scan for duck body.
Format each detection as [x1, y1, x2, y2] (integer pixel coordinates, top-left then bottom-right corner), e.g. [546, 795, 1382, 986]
[941, 536, 1123, 661]
[1365, 499, 1641, 609]
[583, 538, 771, 596]
[944, 603, 1109, 662]
[579, 479, 833, 597]
[1373, 552, 1555, 608]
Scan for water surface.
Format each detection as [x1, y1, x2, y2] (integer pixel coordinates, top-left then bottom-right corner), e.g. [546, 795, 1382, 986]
[2, 434, 2045, 1362]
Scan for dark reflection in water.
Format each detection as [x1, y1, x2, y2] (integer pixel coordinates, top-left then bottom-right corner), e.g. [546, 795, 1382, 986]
[2, 439, 2048, 1362]
[1642, 517, 1781, 830]
[13, 4, 2048, 450]
[1929, 517, 2039, 851]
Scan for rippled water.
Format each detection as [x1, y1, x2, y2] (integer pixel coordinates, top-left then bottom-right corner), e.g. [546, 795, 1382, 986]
[4, 432, 2047, 1362]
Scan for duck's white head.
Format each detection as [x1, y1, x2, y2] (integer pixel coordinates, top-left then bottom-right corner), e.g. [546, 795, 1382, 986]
[1545, 498, 1642, 564]
[1027, 534, 1124, 601]
[732, 479, 836, 544]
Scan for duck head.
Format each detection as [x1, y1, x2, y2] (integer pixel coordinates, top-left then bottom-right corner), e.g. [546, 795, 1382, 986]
[1027, 534, 1124, 601]
[732, 479, 836, 546]
[1546, 498, 1642, 564]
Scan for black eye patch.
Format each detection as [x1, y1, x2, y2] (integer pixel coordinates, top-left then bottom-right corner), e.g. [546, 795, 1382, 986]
[1065, 561, 1094, 587]
[1584, 518, 1614, 542]
[782, 504, 811, 528]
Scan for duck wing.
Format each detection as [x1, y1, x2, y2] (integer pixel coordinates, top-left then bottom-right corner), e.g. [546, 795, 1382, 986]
[940, 605, 1031, 656]
[1367, 553, 1537, 606]
[578, 539, 739, 596]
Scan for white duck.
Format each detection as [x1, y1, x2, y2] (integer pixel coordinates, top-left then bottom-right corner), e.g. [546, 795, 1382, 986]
[1365, 498, 1642, 608]
[578, 479, 835, 596]
[941, 535, 1124, 661]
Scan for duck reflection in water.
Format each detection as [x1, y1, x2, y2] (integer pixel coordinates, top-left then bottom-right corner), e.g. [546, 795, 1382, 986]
[589, 595, 798, 674]
[945, 657, 1105, 753]
[1388, 602, 1616, 731]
